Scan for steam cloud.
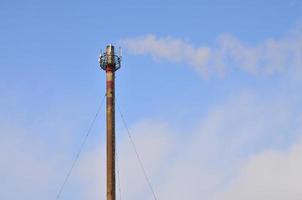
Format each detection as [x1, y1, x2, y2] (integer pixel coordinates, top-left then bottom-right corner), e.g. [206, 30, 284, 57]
[121, 24, 302, 78]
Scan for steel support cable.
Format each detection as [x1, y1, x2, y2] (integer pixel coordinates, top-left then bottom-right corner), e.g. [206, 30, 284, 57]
[116, 101, 159, 200]
[55, 94, 106, 200]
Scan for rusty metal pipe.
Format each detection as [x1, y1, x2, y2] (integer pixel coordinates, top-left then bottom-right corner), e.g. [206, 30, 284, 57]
[106, 66, 115, 200]
[99, 44, 121, 200]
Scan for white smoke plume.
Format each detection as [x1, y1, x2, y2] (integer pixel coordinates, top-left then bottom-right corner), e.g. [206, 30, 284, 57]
[121, 24, 302, 78]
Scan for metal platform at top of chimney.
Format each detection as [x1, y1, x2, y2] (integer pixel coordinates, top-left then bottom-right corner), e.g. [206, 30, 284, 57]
[99, 44, 122, 71]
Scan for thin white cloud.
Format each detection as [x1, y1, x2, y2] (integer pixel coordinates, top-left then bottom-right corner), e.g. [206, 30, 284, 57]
[0, 130, 68, 200]
[1, 89, 301, 200]
[75, 121, 177, 200]
[121, 24, 302, 78]
[214, 140, 302, 200]
[74, 91, 302, 200]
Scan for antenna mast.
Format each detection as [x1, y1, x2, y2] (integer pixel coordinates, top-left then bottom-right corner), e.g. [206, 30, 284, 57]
[99, 44, 121, 200]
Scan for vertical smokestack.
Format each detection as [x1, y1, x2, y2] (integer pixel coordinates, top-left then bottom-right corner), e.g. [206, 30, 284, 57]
[99, 44, 121, 200]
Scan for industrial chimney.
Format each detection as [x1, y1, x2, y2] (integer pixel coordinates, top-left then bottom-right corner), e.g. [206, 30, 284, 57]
[99, 44, 121, 200]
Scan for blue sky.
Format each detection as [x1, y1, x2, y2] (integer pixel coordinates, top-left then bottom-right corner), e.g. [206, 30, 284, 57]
[1, 0, 302, 200]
